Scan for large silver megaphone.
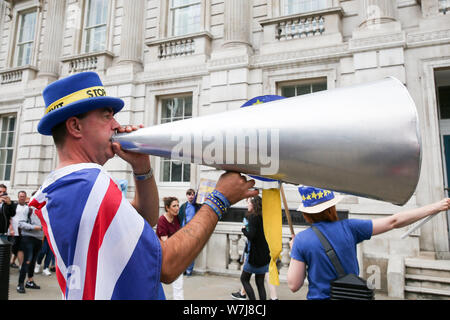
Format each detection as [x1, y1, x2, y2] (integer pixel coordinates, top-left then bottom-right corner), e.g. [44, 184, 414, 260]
[112, 77, 421, 205]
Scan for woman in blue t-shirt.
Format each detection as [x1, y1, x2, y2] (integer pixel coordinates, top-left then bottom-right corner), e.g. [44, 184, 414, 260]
[287, 186, 450, 300]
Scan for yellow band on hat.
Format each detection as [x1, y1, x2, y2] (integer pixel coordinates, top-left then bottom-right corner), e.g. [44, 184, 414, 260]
[45, 86, 107, 115]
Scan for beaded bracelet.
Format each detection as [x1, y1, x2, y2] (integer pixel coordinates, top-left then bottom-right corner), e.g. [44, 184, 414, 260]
[210, 189, 231, 208]
[204, 199, 223, 220]
[204, 190, 231, 220]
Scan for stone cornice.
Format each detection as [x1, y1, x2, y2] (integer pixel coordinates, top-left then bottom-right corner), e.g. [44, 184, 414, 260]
[406, 28, 450, 48]
[349, 32, 406, 52]
[252, 43, 350, 68]
[145, 31, 214, 47]
[60, 50, 115, 62]
[139, 64, 209, 84]
[258, 7, 344, 26]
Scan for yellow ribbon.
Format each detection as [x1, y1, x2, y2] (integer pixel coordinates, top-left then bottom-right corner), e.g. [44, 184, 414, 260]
[262, 188, 282, 286]
[45, 86, 106, 115]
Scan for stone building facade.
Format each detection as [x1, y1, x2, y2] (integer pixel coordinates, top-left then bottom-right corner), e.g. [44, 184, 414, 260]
[0, 0, 449, 298]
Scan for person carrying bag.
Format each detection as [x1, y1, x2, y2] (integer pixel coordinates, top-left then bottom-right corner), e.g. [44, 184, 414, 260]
[287, 185, 450, 300]
[311, 225, 374, 300]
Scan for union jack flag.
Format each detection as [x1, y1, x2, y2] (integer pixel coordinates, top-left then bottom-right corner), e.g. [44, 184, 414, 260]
[29, 163, 165, 300]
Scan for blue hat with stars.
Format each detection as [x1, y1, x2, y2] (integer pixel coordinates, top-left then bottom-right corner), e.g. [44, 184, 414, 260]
[297, 186, 343, 214]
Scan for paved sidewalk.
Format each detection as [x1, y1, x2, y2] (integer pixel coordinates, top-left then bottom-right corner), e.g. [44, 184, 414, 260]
[7, 266, 397, 300]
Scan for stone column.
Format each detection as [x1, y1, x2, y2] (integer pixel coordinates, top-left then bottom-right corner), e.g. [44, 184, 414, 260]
[359, 0, 396, 28]
[117, 0, 145, 66]
[223, 0, 252, 48]
[37, 0, 66, 79]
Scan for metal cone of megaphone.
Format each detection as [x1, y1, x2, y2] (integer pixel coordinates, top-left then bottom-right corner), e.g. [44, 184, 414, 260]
[112, 77, 421, 206]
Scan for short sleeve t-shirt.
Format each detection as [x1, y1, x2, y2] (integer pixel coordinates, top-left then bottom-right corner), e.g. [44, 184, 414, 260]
[290, 219, 373, 300]
[156, 215, 180, 239]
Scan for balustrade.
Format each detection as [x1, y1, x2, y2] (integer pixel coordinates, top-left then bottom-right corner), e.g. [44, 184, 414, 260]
[277, 16, 325, 40]
[158, 38, 195, 59]
[1, 69, 23, 84]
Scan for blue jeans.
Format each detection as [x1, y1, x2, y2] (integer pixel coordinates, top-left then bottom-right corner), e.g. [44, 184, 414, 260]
[18, 236, 42, 285]
[36, 237, 54, 269]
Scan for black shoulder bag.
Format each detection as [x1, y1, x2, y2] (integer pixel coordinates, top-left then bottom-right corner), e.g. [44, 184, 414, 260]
[311, 225, 374, 300]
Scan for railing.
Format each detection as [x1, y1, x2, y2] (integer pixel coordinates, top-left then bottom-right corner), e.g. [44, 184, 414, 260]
[259, 7, 342, 44]
[1, 69, 23, 84]
[67, 55, 98, 73]
[439, 0, 450, 14]
[61, 51, 114, 75]
[195, 223, 302, 280]
[158, 38, 195, 59]
[277, 16, 325, 40]
[226, 233, 293, 277]
[145, 31, 212, 64]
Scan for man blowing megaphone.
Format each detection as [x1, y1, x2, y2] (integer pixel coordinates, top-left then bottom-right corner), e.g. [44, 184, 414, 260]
[29, 71, 258, 300]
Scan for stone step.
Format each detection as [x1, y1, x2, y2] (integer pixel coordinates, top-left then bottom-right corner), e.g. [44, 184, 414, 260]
[405, 274, 450, 291]
[405, 286, 450, 300]
[405, 258, 450, 271]
[405, 258, 450, 278]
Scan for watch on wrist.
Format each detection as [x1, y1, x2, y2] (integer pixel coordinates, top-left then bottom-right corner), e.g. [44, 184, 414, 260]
[133, 168, 153, 181]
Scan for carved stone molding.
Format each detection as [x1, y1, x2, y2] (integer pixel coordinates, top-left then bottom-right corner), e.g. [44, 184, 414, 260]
[349, 32, 406, 52]
[252, 43, 349, 68]
[407, 29, 450, 48]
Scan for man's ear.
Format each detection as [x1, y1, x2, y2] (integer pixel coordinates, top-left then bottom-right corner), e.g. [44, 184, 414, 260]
[65, 116, 83, 138]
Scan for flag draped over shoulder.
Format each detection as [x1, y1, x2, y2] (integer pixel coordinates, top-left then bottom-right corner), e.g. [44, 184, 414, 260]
[262, 188, 282, 286]
[29, 163, 165, 300]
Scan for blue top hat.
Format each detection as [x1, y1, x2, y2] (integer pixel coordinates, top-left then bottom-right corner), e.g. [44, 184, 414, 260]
[296, 186, 343, 214]
[240, 95, 286, 182]
[38, 72, 124, 135]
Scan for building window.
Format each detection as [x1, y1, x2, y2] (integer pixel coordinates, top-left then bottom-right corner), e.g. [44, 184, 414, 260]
[283, 0, 327, 15]
[280, 79, 327, 97]
[160, 96, 193, 182]
[83, 0, 109, 53]
[15, 10, 37, 66]
[170, 0, 201, 36]
[0, 115, 15, 181]
[438, 86, 450, 119]
[439, 0, 449, 14]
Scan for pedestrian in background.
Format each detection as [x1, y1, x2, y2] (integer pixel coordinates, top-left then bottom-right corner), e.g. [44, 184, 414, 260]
[240, 195, 270, 300]
[157, 197, 184, 300]
[9, 191, 29, 269]
[17, 206, 43, 293]
[34, 235, 55, 276]
[0, 184, 15, 242]
[178, 188, 201, 276]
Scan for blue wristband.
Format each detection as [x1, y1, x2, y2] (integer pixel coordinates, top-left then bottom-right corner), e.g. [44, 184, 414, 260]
[204, 199, 223, 220]
[211, 190, 231, 208]
[204, 190, 231, 220]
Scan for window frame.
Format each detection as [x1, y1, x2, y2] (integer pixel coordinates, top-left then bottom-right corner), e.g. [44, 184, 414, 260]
[169, 0, 202, 37]
[158, 0, 210, 39]
[282, 0, 328, 16]
[14, 9, 37, 67]
[0, 114, 17, 183]
[81, 0, 111, 54]
[267, 0, 336, 18]
[278, 77, 328, 97]
[277, 77, 328, 97]
[157, 94, 194, 185]
[7, 1, 42, 69]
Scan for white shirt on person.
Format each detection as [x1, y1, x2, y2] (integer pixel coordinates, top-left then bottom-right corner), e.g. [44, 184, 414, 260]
[9, 203, 29, 236]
